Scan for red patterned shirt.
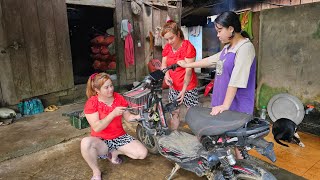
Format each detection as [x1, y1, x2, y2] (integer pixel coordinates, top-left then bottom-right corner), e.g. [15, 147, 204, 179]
[84, 92, 128, 140]
[162, 40, 198, 91]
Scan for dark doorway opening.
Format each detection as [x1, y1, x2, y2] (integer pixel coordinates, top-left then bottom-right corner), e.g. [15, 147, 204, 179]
[66, 4, 116, 85]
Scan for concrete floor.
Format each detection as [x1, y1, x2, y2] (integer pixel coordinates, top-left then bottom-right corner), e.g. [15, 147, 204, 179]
[0, 102, 200, 180]
[0, 97, 311, 180]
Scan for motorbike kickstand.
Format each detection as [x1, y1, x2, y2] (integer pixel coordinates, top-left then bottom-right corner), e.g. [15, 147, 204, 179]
[165, 163, 180, 180]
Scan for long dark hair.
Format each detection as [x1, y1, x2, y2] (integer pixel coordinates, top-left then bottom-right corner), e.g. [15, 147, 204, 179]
[214, 11, 250, 39]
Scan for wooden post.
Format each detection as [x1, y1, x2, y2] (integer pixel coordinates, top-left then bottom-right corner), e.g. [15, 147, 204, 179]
[142, 2, 153, 70]
[114, 0, 126, 86]
[37, 0, 62, 93]
[152, 9, 161, 60]
[132, 10, 147, 81]
[21, 0, 47, 95]
[52, 0, 74, 89]
[122, 1, 136, 81]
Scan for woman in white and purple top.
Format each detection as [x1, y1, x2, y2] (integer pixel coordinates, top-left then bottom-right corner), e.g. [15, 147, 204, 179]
[178, 11, 256, 158]
[211, 37, 256, 115]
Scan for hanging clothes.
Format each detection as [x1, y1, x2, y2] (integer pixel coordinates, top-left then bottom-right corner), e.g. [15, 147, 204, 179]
[181, 26, 189, 40]
[121, 19, 135, 67]
[189, 26, 201, 37]
[121, 19, 131, 39]
[240, 11, 253, 39]
[154, 26, 162, 47]
[188, 26, 202, 73]
[207, 15, 218, 24]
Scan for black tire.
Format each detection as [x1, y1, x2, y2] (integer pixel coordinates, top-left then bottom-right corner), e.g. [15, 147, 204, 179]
[136, 124, 159, 154]
[212, 160, 277, 180]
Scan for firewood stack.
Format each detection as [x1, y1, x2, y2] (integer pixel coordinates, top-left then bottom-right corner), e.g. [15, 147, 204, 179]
[90, 34, 116, 71]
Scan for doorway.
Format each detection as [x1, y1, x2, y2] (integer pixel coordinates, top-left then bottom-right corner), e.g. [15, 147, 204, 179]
[66, 4, 117, 85]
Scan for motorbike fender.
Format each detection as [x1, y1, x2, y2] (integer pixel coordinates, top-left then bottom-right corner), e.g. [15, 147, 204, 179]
[250, 138, 276, 162]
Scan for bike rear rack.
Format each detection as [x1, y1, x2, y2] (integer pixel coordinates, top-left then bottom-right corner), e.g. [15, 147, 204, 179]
[225, 119, 270, 138]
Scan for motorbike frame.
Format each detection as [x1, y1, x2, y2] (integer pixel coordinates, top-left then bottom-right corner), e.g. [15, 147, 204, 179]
[125, 65, 276, 180]
[133, 66, 179, 137]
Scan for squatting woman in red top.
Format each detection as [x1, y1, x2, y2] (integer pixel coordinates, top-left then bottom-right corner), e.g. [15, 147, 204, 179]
[81, 73, 147, 180]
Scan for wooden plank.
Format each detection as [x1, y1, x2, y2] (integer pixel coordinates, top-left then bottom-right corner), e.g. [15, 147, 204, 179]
[159, 9, 167, 56]
[152, 9, 161, 34]
[37, 0, 62, 93]
[167, 1, 181, 25]
[160, 9, 167, 28]
[290, 0, 301, 5]
[122, 1, 136, 80]
[114, 0, 126, 85]
[252, 12, 260, 60]
[20, 0, 47, 96]
[142, 2, 153, 72]
[66, 0, 115, 8]
[279, 0, 290, 6]
[1, 0, 32, 101]
[112, 8, 120, 88]
[152, 9, 162, 61]
[0, 0, 17, 104]
[301, 0, 313, 3]
[0, 84, 2, 105]
[268, 0, 282, 9]
[132, 10, 147, 81]
[52, 0, 74, 89]
[261, 1, 271, 10]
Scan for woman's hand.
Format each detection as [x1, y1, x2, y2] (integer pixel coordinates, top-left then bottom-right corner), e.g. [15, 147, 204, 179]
[111, 107, 126, 117]
[165, 74, 173, 87]
[177, 60, 188, 68]
[123, 111, 141, 122]
[177, 90, 186, 105]
[128, 114, 141, 122]
[210, 105, 229, 116]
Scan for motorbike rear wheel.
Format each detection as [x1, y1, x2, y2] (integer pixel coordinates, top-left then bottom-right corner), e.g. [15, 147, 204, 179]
[211, 160, 276, 180]
[136, 124, 159, 154]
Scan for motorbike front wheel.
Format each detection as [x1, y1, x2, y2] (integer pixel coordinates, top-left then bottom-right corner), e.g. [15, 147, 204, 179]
[211, 159, 277, 180]
[136, 124, 159, 154]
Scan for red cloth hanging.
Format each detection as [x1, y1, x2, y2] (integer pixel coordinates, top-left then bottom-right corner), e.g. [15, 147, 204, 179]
[124, 22, 134, 67]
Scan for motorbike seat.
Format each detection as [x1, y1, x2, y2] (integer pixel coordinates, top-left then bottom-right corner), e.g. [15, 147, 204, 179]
[185, 107, 252, 137]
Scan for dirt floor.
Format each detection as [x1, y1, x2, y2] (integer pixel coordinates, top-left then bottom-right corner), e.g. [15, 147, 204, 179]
[0, 96, 307, 180]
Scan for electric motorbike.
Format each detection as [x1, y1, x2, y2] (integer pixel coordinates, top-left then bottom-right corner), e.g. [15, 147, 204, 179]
[123, 64, 277, 180]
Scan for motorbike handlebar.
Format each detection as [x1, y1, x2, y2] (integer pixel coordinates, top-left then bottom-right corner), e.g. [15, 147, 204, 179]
[131, 64, 180, 90]
[162, 64, 179, 73]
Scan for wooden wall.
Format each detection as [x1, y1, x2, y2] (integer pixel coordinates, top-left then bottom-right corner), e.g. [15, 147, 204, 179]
[0, 0, 73, 105]
[114, 0, 182, 86]
[0, 0, 181, 105]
